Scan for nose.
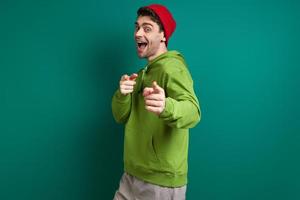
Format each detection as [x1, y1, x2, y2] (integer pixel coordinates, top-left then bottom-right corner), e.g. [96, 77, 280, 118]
[135, 28, 143, 38]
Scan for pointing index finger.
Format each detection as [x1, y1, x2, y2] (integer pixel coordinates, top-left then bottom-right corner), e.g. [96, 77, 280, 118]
[130, 73, 138, 80]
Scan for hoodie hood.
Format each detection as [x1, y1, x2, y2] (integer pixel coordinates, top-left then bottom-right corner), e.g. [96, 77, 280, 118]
[146, 50, 186, 70]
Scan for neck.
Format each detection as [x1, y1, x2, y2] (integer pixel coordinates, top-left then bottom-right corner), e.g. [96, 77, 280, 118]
[147, 45, 168, 62]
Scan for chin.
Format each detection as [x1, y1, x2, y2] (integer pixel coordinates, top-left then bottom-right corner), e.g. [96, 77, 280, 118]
[137, 53, 146, 58]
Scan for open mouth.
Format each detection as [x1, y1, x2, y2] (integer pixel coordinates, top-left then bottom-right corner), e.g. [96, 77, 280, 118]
[137, 42, 148, 51]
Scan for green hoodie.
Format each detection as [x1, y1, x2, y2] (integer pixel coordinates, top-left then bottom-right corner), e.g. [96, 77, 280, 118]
[112, 51, 201, 187]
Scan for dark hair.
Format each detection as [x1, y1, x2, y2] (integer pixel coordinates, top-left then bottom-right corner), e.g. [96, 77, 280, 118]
[137, 7, 164, 33]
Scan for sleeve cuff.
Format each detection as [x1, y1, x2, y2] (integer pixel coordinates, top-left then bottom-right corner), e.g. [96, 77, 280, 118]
[159, 97, 174, 119]
[115, 89, 131, 103]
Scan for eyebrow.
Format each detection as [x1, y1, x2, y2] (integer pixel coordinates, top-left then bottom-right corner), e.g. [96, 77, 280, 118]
[134, 22, 154, 27]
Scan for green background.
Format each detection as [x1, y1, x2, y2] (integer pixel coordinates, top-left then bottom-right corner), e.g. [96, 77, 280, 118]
[1, 0, 299, 199]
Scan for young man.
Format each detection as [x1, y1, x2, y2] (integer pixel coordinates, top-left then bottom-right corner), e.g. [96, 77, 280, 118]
[112, 4, 201, 200]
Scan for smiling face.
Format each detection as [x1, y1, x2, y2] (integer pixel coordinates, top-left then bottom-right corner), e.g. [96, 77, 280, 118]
[134, 16, 167, 61]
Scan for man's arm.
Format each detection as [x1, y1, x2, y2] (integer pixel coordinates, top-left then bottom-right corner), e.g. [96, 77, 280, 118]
[143, 69, 201, 129]
[111, 74, 138, 123]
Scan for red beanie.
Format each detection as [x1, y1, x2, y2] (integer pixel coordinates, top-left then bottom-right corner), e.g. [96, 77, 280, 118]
[145, 4, 176, 46]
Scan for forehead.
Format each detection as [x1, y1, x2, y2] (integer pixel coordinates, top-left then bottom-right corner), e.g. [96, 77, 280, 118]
[135, 16, 157, 26]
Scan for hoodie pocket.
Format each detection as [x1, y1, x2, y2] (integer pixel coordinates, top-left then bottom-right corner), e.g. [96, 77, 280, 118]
[149, 136, 160, 162]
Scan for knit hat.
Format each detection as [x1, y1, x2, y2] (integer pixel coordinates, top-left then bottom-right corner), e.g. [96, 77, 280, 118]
[145, 4, 176, 46]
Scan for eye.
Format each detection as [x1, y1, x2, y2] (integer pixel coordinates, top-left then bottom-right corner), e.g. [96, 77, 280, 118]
[135, 25, 139, 32]
[144, 27, 152, 33]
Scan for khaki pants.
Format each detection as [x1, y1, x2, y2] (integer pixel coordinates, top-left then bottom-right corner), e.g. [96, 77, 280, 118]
[113, 173, 186, 200]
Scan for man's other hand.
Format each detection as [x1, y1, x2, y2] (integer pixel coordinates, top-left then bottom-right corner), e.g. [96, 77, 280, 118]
[119, 73, 138, 95]
[143, 81, 165, 115]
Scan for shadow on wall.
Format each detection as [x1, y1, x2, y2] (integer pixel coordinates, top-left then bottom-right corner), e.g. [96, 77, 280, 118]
[79, 30, 135, 199]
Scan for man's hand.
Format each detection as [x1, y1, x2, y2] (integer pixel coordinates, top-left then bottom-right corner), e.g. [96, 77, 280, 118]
[143, 81, 165, 115]
[119, 73, 138, 95]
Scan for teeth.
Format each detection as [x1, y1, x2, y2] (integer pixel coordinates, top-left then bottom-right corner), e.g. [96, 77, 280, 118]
[137, 42, 147, 48]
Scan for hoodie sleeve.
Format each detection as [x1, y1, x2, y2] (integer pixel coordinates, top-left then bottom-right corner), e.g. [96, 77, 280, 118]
[111, 89, 132, 124]
[159, 67, 201, 129]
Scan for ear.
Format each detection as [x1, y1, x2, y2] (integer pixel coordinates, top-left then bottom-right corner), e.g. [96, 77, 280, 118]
[160, 31, 166, 43]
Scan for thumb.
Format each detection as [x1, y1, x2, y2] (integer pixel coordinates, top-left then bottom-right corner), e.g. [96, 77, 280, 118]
[121, 74, 130, 81]
[152, 81, 164, 93]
